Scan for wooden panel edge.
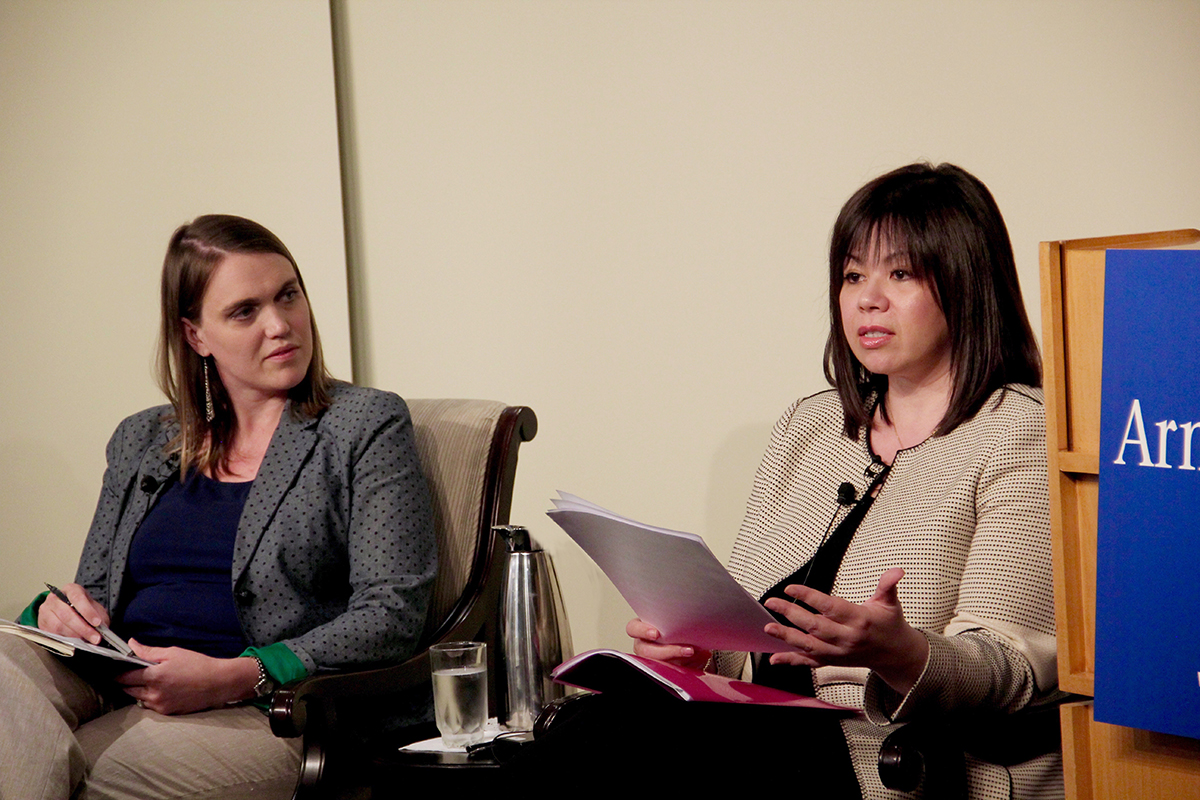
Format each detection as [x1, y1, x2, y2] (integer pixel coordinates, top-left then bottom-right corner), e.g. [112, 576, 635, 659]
[1060, 671, 1095, 697]
[1059, 228, 1200, 250]
[1058, 452, 1100, 475]
[1041, 240, 1069, 454]
[1059, 468, 1097, 695]
[1061, 701, 1095, 800]
[1041, 240, 1082, 693]
[1062, 701, 1095, 800]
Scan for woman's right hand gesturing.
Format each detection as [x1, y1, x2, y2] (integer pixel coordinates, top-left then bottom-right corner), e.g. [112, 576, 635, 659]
[627, 618, 712, 670]
[38, 583, 111, 645]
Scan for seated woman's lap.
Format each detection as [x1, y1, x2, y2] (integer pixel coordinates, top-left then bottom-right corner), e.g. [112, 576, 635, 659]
[0, 635, 100, 798]
[76, 704, 300, 800]
[0, 636, 300, 800]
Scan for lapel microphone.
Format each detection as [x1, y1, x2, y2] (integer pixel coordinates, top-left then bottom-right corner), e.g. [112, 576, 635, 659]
[796, 480, 861, 593]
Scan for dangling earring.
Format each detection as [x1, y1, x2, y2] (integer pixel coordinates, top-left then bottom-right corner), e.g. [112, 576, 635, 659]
[203, 358, 215, 422]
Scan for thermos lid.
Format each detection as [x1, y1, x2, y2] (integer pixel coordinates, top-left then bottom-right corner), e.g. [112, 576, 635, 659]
[494, 524, 536, 552]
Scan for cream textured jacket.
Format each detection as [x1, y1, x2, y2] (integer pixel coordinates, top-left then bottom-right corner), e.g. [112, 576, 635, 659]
[716, 385, 1062, 799]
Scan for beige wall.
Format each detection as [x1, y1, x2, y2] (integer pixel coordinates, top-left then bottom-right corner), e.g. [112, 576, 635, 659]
[342, 0, 1200, 653]
[2, 0, 1199, 660]
[0, 0, 349, 619]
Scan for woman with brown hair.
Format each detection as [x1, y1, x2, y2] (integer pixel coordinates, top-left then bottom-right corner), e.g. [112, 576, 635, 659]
[1, 215, 436, 799]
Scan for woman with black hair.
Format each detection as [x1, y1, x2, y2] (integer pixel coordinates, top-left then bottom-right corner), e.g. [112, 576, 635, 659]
[630, 164, 1059, 798]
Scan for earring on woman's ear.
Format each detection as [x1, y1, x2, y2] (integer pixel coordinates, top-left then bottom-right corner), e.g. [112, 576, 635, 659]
[203, 358, 215, 422]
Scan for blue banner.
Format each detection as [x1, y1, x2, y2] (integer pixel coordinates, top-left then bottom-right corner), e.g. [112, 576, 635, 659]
[1096, 248, 1200, 740]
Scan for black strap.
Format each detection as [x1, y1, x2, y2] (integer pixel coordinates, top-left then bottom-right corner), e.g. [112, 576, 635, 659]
[752, 459, 891, 696]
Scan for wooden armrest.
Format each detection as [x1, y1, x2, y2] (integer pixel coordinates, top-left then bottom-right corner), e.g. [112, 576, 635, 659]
[269, 654, 433, 738]
[270, 529, 507, 739]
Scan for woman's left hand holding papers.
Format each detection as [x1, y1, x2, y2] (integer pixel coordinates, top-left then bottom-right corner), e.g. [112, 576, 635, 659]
[627, 618, 712, 671]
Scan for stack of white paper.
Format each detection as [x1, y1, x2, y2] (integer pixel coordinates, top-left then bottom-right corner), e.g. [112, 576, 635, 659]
[547, 492, 793, 653]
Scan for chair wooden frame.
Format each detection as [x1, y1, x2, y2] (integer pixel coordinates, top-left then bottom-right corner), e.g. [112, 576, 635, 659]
[268, 403, 538, 799]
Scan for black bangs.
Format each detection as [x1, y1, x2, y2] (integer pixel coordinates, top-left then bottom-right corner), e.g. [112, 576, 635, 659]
[840, 216, 934, 285]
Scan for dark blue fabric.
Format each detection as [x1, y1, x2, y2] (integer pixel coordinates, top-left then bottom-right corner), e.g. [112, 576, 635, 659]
[119, 471, 252, 658]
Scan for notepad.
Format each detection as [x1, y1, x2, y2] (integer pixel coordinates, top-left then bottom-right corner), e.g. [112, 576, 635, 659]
[0, 619, 155, 667]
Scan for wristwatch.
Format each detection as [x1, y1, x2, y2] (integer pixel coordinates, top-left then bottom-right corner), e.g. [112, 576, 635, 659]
[251, 656, 277, 699]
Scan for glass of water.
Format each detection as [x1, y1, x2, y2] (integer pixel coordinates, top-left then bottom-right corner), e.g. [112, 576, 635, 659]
[429, 641, 488, 747]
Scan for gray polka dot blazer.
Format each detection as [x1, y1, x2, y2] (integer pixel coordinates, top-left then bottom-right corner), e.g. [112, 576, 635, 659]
[75, 383, 436, 673]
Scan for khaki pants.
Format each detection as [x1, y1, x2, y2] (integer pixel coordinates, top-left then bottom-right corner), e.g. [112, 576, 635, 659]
[0, 636, 301, 800]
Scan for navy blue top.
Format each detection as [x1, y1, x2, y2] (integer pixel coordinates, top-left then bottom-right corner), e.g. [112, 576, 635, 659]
[119, 470, 252, 658]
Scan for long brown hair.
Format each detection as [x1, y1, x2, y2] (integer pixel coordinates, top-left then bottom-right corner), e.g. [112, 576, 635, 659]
[157, 214, 334, 476]
[823, 163, 1041, 439]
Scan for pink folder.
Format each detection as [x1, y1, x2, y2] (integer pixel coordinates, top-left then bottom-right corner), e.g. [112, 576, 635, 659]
[552, 649, 858, 714]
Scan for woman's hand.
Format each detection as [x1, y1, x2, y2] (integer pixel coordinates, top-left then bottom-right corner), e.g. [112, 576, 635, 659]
[627, 618, 711, 670]
[37, 583, 111, 644]
[762, 568, 929, 695]
[114, 640, 261, 715]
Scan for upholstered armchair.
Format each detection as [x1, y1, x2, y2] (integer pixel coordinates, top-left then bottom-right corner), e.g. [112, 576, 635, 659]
[269, 399, 538, 799]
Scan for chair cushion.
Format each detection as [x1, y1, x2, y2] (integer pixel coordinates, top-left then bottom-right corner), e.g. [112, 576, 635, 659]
[406, 399, 507, 634]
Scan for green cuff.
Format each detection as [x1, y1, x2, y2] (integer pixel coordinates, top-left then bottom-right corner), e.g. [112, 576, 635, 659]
[17, 592, 49, 627]
[239, 641, 308, 686]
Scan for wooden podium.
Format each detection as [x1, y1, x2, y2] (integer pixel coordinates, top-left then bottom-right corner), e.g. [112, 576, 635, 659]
[1040, 229, 1200, 799]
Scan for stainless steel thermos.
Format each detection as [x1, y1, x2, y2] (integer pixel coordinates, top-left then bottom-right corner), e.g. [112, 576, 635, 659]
[494, 525, 573, 730]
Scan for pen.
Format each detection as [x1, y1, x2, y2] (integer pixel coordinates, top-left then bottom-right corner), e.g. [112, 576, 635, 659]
[44, 583, 134, 656]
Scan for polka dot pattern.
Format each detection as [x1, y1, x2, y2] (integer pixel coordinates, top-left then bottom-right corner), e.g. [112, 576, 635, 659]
[715, 386, 1062, 799]
[73, 383, 437, 674]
